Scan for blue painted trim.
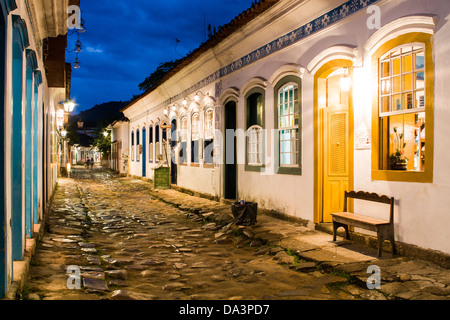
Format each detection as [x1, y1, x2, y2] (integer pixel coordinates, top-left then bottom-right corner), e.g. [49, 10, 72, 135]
[34, 70, 42, 86]
[0, 0, 17, 19]
[11, 25, 24, 262]
[25, 64, 33, 238]
[142, 128, 146, 177]
[26, 49, 38, 71]
[11, 15, 29, 51]
[33, 84, 39, 225]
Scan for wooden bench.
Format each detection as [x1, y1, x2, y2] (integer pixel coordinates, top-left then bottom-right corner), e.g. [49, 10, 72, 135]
[331, 191, 396, 257]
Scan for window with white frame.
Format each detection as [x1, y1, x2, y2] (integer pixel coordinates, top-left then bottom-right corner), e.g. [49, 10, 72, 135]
[149, 125, 153, 163]
[247, 125, 262, 166]
[136, 129, 140, 162]
[204, 108, 214, 165]
[131, 131, 135, 161]
[378, 44, 426, 172]
[278, 82, 300, 167]
[180, 116, 187, 164]
[191, 113, 200, 164]
[161, 122, 168, 162]
[246, 90, 264, 168]
[155, 124, 160, 161]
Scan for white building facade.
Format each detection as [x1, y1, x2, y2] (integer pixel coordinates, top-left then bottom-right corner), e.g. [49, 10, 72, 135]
[123, 0, 450, 259]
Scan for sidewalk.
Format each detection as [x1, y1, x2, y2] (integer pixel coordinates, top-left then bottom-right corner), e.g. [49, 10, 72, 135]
[138, 180, 450, 300]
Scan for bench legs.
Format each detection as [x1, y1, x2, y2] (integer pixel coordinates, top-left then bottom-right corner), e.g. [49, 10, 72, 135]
[333, 222, 396, 257]
[377, 225, 396, 257]
[333, 221, 350, 241]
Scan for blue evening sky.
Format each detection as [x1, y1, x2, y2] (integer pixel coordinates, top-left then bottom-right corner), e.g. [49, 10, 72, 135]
[67, 0, 256, 114]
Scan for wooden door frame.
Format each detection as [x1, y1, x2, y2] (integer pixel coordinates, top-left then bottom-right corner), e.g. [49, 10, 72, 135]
[314, 59, 355, 224]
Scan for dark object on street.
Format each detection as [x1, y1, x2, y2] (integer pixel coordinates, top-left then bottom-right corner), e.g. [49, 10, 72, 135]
[232, 202, 257, 226]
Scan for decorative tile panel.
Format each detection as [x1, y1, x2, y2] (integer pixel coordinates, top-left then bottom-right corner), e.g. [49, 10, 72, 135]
[152, 0, 380, 111]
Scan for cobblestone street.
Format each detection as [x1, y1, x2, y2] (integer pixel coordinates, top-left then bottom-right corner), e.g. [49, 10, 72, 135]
[23, 167, 371, 300]
[22, 167, 450, 301]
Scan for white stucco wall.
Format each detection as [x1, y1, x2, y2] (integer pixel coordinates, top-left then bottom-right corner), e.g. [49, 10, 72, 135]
[124, 0, 450, 255]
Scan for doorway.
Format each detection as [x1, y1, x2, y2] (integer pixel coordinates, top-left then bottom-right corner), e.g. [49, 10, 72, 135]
[224, 100, 237, 200]
[142, 127, 146, 177]
[315, 61, 354, 223]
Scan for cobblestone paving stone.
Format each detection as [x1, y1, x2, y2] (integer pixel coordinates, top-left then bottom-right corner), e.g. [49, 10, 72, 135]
[23, 167, 450, 301]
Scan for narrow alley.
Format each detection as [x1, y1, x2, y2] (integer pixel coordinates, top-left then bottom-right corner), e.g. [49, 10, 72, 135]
[24, 166, 375, 301]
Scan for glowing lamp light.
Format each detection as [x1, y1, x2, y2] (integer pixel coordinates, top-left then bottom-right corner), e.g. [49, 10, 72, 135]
[61, 130, 68, 138]
[103, 131, 109, 137]
[63, 99, 76, 113]
[340, 68, 352, 92]
[194, 94, 200, 102]
[340, 75, 352, 92]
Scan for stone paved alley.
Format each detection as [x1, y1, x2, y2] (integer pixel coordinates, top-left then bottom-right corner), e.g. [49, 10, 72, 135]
[20, 167, 450, 301]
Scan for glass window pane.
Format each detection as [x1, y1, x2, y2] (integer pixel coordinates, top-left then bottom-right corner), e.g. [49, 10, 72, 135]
[393, 57, 401, 75]
[392, 76, 401, 93]
[381, 61, 390, 77]
[381, 96, 390, 113]
[403, 55, 413, 73]
[381, 79, 391, 95]
[415, 52, 425, 70]
[393, 94, 402, 111]
[403, 73, 413, 91]
[403, 93, 413, 110]
[416, 91, 425, 108]
[415, 71, 425, 90]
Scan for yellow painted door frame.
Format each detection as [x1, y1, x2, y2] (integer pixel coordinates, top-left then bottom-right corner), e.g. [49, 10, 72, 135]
[314, 59, 355, 224]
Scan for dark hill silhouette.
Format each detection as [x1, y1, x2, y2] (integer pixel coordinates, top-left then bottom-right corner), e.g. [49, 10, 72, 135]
[70, 101, 128, 128]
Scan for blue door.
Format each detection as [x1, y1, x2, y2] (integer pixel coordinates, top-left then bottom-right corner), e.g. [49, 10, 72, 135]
[33, 82, 39, 224]
[11, 39, 23, 261]
[25, 60, 33, 238]
[142, 128, 146, 177]
[11, 15, 29, 262]
[0, 1, 8, 297]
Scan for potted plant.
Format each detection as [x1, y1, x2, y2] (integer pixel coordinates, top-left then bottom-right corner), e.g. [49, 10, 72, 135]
[390, 127, 408, 170]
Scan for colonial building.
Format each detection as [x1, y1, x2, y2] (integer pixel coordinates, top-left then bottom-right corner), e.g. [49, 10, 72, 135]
[110, 119, 130, 175]
[1, 0, 77, 297]
[122, 0, 450, 259]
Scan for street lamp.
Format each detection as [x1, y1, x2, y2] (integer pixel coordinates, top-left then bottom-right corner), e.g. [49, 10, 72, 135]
[62, 99, 76, 113]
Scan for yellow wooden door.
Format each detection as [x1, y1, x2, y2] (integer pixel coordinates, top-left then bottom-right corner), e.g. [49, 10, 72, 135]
[322, 77, 350, 222]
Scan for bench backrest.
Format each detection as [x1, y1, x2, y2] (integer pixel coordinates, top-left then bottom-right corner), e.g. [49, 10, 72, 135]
[344, 191, 395, 224]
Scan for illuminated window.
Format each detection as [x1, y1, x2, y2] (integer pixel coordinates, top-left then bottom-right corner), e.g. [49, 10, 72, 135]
[274, 76, 302, 175]
[191, 113, 200, 164]
[204, 108, 214, 165]
[131, 131, 135, 161]
[371, 32, 434, 183]
[180, 116, 187, 164]
[149, 125, 153, 163]
[379, 45, 426, 172]
[245, 89, 264, 169]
